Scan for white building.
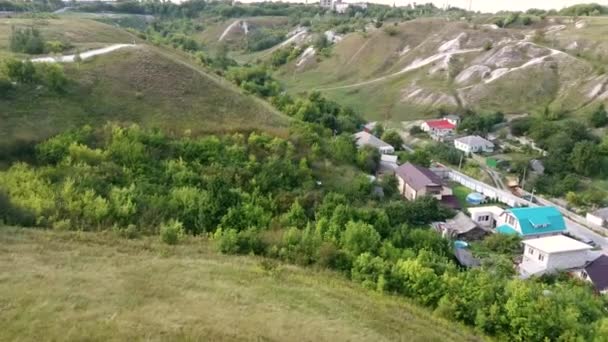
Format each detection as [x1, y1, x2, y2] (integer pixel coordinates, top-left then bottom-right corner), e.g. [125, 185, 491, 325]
[467, 206, 504, 229]
[420, 119, 456, 137]
[353, 131, 395, 154]
[520, 235, 593, 278]
[454, 135, 495, 154]
[586, 208, 608, 228]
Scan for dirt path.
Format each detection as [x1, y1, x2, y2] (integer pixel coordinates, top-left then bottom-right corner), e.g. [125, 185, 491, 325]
[30, 44, 136, 63]
[219, 20, 240, 42]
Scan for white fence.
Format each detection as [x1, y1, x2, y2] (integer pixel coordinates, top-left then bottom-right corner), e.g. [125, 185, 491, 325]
[431, 167, 528, 208]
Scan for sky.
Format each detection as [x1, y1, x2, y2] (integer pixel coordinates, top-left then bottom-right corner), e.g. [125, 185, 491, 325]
[239, 0, 606, 13]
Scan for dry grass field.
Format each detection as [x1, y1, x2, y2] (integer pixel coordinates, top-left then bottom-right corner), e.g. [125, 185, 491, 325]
[0, 227, 483, 342]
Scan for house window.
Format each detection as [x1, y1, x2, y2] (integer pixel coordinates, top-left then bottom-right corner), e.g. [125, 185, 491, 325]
[507, 215, 515, 226]
[538, 253, 545, 262]
[582, 271, 588, 280]
[480, 215, 490, 222]
[528, 247, 534, 255]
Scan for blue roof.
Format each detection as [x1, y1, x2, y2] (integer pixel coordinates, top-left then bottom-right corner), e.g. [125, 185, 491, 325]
[497, 224, 519, 235]
[506, 206, 566, 236]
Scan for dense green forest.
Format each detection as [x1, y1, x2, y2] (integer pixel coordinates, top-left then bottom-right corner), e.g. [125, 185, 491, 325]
[1, 122, 608, 340]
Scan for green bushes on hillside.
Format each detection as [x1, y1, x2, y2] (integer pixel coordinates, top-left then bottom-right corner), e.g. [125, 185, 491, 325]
[2, 59, 68, 92]
[9, 27, 45, 54]
[1, 123, 607, 340]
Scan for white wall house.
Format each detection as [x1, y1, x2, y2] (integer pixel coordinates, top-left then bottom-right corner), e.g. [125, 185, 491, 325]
[454, 135, 495, 154]
[520, 235, 593, 278]
[420, 119, 456, 137]
[586, 208, 608, 228]
[353, 131, 395, 154]
[468, 206, 504, 229]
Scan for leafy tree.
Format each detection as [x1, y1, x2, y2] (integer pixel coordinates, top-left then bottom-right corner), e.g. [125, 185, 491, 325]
[588, 104, 608, 128]
[381, 130, 403, 150]
[356, 145, 380, 173]
[282, 200, 308, 228]
[570, 141, 601, 176]
[341, 221, 380, 256]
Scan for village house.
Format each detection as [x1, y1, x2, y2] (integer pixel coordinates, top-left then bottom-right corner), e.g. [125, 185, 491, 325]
[353, 131, 395, 154]
[467, 206, 505, 229]
[420, 119, 456, 137]
[395, 162, 452, 201]
[496, 206, 566, 239]
[575, 255, 608, 295]
[454, 135, 495, 154]
[519, 235, 593, 278]
[432, 212, 489, 241]
[586, 207, 608, 228]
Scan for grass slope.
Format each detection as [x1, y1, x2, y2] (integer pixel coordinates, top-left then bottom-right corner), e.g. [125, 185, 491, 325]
[0, 227, 482, 341]
[0, 17, 289, 147]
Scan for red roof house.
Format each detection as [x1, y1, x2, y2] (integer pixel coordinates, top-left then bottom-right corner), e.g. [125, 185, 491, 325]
[422, 119, 456, 131]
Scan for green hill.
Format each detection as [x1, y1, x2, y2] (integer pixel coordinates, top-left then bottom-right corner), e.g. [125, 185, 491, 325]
[269, 18, 608, 121]
[0, 227, 482, 342]
[0, 17, 288, 150]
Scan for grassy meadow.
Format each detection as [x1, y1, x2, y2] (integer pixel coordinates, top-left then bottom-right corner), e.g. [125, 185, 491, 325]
[0, 227, 483, 342]
[0, 16, 289, 149]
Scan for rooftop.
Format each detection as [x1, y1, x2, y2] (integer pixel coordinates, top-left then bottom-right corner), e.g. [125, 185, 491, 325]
[454, 135, 494, 147]
[506, 206, 566, 236]
[353, 131, 393, 149]
[395, 162, 444, 191]
[585, 255, 608, 292]
[590, 207, 608, 220]
[523, 235, 592, 254]
[468, 206, 505, 216]
[380, 154, 398, 163]
[425, 119, 456, 130]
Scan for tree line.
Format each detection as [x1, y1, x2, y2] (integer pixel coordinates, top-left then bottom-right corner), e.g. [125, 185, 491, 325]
[1, 123, 607, 340]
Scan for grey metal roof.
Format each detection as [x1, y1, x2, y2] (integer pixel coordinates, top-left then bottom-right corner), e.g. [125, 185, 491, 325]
[454, 248, 481, 268]
[353, 131, 393, 149]
[455, 135, 494, 147]
[395, 162, 443, 191]
[445, 212, 479, 234]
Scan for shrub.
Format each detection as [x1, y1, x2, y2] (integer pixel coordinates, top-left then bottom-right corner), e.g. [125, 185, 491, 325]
[9, 27, 45, 54]
[160, 219, 185, 245]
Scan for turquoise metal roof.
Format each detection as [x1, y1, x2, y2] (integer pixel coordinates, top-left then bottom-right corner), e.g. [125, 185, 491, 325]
[497, 224, 519, 235]
[506, 206, 566, 236]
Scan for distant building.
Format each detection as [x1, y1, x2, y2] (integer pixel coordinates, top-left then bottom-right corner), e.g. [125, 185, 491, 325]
[319, 0, 333, 8]
[420, 119, 456, 137]
[467, 206, 504, 229]
[586, 208, 608, 228]
[496, 206, 566, 239]
[353, 131, 395, 154]
[454, 135, 495, 154]
[433, 212, 489, 241]
[378, 154, 399, 175]
[520, 235, 593, 278]
[444, 114, 460, 126]
[395, 162, 452, 201]
[575, 255, 608, 294]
